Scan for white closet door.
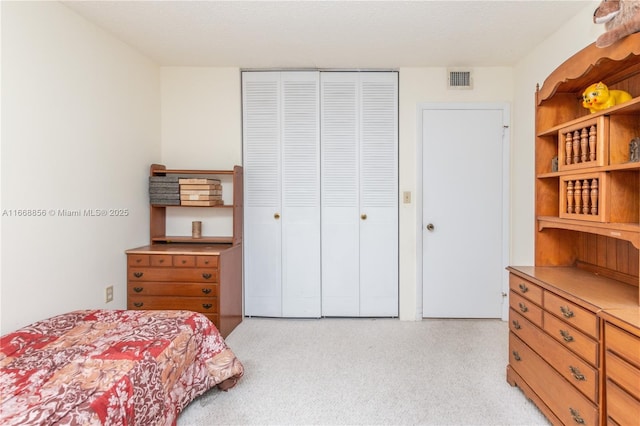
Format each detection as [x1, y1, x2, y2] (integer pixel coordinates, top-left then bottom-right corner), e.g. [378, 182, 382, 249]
[321, 72, 398, 317]
[243, 71, 321, 318]
[359, 72, 398, 316]
[281, 72, 321, 317]
[321, 73, 360, 316]
[243, 72, 282, 317]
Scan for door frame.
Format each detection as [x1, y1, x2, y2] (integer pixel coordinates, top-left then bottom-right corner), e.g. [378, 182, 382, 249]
[415, 102, 511, 320]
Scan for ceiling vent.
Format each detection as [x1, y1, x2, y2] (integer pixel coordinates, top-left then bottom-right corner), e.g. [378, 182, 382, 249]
[447, 69, 473, 89]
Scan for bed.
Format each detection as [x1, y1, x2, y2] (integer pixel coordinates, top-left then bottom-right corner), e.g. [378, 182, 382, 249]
[0, 309, 244, 426]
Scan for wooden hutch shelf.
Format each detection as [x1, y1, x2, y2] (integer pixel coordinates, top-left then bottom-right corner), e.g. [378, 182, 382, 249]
[507, 32, 640, 426]
[125, 164, 244, 338]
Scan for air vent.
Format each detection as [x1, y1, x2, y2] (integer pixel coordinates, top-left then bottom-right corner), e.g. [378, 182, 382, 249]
[447, 69, 472, 89]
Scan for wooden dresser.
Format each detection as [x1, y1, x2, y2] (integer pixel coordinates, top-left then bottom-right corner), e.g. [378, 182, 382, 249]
[507, 33, 640, 425]
[507, 267, 637, 425]
[126, 243, 242, 338]
[600, 309, 640, 425]
[126, 165, 243, 338]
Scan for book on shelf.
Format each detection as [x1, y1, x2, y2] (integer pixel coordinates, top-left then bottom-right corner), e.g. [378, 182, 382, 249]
[180, 189, 222, 196]
[180, 199, 225, 206]
[178, 178, 221, 185]
[180, 194, 223, 201]
[180, 184, 222, 191]
[149, 185, 179, 194]
[149, 175, 180, 183]
[150, 199, 181, 206]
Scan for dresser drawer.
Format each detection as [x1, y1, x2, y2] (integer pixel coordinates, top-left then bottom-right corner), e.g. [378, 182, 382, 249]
[510, 310, 598, 403]
[173, 255, 196, 267]
[606, 350, 640, 397]
[605, 323, 640, 367]
[606, 380, 640, 426]
[544, 292, 598, 338]
[509, 274, 543, 305]
[128, 254, 149, 267]
[196, 255, 218, 268]
[510, 291, 543, 327]
[128, 268, 218, 282]
[150, 254, 173, 267]
[128, 296, 219, 313]
[128, 282, 218, 297]
[544, 312, 598, 366]
[509, 333, 598, 426]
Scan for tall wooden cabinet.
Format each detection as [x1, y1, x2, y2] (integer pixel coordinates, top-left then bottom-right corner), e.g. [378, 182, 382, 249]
[507, 34, 640, 425]
[125, 165, 243, 337]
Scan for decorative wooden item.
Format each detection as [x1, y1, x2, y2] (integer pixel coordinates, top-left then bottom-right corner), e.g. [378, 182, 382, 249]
[560, 173, 606, 222]
[558, 117, 609, 171]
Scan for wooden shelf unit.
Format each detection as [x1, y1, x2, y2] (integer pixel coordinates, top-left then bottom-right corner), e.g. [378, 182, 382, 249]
[508, 33, 640, 426]
[149, 164, 243, 245]
[126, 164, 244, 337]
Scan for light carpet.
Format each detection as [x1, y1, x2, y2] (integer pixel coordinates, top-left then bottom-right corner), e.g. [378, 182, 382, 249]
[178, 317, 550, 425]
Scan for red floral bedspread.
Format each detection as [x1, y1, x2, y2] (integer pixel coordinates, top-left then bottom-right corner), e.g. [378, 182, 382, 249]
[0, 310, 244, 426]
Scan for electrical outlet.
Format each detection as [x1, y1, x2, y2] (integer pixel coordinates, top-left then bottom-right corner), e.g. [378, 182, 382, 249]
[105, 285, 114, 303]
[403, 191, 411, 204]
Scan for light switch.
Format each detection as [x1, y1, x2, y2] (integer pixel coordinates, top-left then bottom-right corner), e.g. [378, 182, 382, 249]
[403, 191, 411, 204]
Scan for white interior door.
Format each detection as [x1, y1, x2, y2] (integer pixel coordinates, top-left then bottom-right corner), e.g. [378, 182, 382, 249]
[359, 73, 398, 316]
[321, 73, 360, 316]
[321, 72, 398, 317]
[281, 72, 321, 317]
[243, 73, 282, 317]
[422, 104, 508, 318]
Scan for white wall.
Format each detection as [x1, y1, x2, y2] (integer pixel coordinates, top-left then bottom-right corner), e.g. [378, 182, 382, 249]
[161, 68, 242, 169]
[0, 1, 160, 333]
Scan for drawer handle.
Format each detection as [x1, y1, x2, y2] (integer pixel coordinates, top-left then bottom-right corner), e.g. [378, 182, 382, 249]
[569, 366, 586, 381]
[203, 260, 210, 265]
[202, 288, 212, 294]
[511, 320, 521, 330]
[202, 273, 212, 280]
[512, 351, 521, 362]
[181, 260, 187, 264]
[569, 408, 585, 424]
[518, 283, 528, 293]
[133, 287, 143, 293]
[133, 272, 144, 278]
[202, 303, 212, 309]
[158, 259, 165, 263]
[518, 302, 528, 313]
[135, 258, 142, 263]
[560, 330, 574, 343]
[560, 306, 575, 319]
[133, 302, 143, 308]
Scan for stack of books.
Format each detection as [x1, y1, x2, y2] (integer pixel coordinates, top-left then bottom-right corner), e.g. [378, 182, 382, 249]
[149, 175, 180, 205]
[179, 178, 223, 206]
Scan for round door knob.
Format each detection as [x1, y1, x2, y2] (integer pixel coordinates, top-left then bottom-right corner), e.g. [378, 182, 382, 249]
[426, 223, 435, 231]
[361, 214, 367, 220]
[274, 213, 280, 219]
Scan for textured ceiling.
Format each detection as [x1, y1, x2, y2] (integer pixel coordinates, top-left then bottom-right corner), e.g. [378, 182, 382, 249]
[62, 0, 596, 68]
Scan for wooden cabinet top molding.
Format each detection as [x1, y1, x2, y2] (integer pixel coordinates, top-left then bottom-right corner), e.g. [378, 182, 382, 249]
[537, 32, 640, 104]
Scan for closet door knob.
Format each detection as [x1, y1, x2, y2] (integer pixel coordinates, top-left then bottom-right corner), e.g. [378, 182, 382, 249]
[426, 223, 435, 231]
[361, 214, 367, 220]
[274, 213, 280, 219]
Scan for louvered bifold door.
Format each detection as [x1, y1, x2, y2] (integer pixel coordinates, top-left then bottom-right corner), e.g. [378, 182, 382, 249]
[281, 72, 321, 317]
[320, 73, 360, 316]
[321, 72, 398, 317]
[243, 71, 321, 318]
[243, 72, 283, 317]
[358, 72, 398, 316]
